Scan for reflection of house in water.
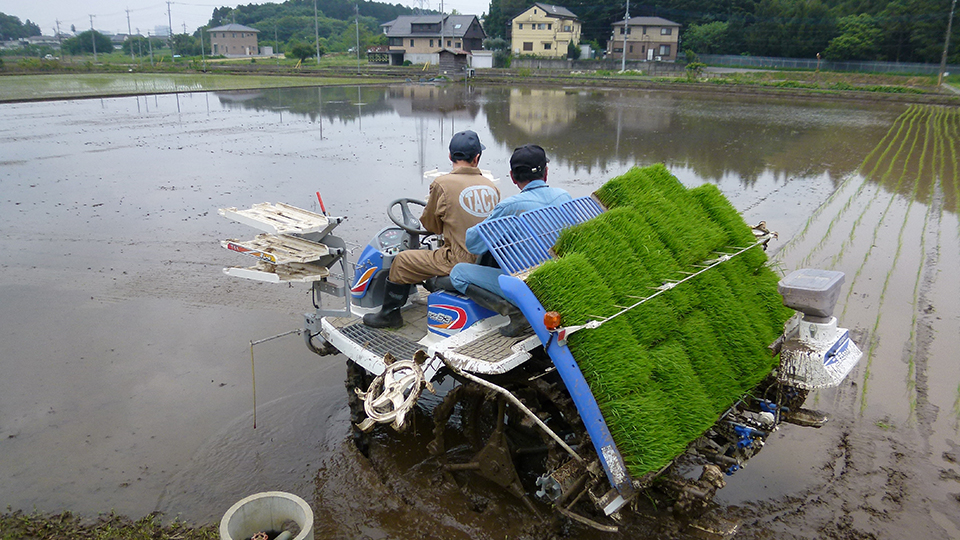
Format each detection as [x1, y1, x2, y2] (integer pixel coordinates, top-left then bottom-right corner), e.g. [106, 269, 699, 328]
[385, 85, 480, 120]
[508, 89, 577, 136]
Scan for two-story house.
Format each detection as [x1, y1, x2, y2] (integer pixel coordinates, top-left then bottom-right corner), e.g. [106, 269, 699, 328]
[208, 23, 260, 57]
[509, 3, 581, 58]
[607, 17, 680, 62]
[381, 14, 485, 66]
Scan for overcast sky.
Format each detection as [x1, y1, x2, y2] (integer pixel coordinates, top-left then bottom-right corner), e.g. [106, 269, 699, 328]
[0, 0, 491, 37]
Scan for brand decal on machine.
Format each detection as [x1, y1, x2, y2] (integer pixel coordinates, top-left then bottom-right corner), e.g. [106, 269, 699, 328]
[823, 332, 850, 367]
[351, 267, 377, 294]
[428, 304, 468, 330]
[459, 185, 500, 218]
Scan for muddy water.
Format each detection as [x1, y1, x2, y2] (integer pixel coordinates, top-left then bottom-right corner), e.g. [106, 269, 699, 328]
[1, 85, 956, 538]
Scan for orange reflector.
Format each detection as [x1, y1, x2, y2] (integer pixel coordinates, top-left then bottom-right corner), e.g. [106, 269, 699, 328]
[543, 311, 561, 330]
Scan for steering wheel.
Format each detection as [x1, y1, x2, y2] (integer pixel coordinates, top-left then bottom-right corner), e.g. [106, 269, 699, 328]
[388, 198, 430, 235]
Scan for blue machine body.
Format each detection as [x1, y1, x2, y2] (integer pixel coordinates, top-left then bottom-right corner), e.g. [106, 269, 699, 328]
[426, 291, 497, 337]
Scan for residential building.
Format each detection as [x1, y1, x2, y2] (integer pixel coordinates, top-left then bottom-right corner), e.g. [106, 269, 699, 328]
[208, 23, 260, 57]
[607, 17, 680, 62]
[509, 3, 581, 58]
[381, 14, 485, 65]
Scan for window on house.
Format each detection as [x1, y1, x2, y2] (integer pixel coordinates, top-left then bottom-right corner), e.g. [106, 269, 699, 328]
[523, 42, 533, 51]
[538, 23, 545, 30]
[543, 42, 551, 49]
[619, 27, 624, 35]
[564, 25, 571, 32]
[659, 44, 670, 55]
[548, 24, 552, 30]
[642, 26, 647, 34]
[661, 28, 672, 35]
[629, 45, 633, 53]
[455, 41, 461, 47]
[518, 23, 523, 29]
[627, 27, 631, 34]
[447, 40, 451, 46]
[430, 39, 434, 47]
[410, 39, 415, 47]
[613, 47, 623, 53]
[454, 24, 462, 29]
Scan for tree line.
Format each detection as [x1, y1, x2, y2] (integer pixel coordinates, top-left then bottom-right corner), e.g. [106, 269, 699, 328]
[484, 0, 958, 63]
[1, 12, 41, 40]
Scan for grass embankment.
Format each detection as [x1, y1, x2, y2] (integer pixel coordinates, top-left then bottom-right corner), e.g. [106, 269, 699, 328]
[0, 510, 216, 540]
[526, 164, 793, 477]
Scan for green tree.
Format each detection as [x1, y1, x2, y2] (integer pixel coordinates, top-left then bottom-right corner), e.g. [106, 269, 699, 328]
[61, 30, 113, 56]
[287, 40, 316, 61]
[0, 12, 40, 39]
[172, 33, 203, 56]
[824, 14, 882, 60]
[682, 21, 730, 54]
[567, 40, 581, 59]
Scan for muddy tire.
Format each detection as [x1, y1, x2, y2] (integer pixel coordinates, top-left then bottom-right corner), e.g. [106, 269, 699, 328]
[345, 360, 374, 456]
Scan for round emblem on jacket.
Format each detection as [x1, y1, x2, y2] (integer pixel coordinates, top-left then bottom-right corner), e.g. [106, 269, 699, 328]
[459, 185, 499, 217]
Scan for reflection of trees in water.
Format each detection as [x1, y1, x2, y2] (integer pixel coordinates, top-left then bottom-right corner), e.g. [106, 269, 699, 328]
[214, 84, 481, 125]
[480, 86, 897, 188]
[215, 86, 395, 123]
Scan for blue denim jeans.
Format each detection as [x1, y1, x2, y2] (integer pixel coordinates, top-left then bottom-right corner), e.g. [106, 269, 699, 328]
[449, 263, 512, 304]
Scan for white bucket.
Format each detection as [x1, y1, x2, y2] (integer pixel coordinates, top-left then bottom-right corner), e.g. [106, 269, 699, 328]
[219, 491, 314, 540]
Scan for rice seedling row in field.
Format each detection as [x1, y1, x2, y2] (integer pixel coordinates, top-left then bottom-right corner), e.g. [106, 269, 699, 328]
[840, 106, 933, 321]
[858, 107, 939, 414]
[828, 105, 927, 270]
[779, 105, 917, 262]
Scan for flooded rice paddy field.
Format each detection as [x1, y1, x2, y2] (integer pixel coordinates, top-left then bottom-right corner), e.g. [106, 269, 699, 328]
[1, 84, 958, 539]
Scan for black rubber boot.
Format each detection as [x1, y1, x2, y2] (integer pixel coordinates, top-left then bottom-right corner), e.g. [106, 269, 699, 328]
[424, 275, 455, 292]
[363, 280, 410, 329]
[465, 285, 530, 337]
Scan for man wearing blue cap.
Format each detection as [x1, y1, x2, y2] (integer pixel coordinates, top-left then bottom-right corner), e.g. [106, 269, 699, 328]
[448, 144, 571, 336]
[364, 130, 500, 329]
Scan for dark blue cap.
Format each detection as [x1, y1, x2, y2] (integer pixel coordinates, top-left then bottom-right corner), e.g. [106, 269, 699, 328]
[449, 130, 486, 161]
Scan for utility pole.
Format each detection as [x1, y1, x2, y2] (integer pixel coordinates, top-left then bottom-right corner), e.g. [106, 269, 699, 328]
[167, 1, 174, 53]
[89, 15, 97, 62]
[126, 9, 135, 60]
[148, 31, 154, 64]
[621, 0, 629, 72]
[55, 19, 62, 48]
[355, 3, 360, 73]
[938, 0, 957, 86]
[200, 27, 206, 70]
[314, 0, 321, 65]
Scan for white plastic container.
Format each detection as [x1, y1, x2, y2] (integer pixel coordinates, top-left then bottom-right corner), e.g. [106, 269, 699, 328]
[219, 491, 314, 540]
[777, 268, 845, 318]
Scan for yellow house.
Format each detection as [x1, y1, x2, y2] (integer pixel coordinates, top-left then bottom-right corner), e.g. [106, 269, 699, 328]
[509, 3, 581, 58]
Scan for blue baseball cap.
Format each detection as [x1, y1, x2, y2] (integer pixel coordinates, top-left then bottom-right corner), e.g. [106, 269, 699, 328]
[449, 130, 486, 161]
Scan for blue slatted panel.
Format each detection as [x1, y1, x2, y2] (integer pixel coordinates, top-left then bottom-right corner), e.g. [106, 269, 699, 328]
[474, 216, 551, 276]
[520, 205, 577, 250]
[562, 196, 604, 224]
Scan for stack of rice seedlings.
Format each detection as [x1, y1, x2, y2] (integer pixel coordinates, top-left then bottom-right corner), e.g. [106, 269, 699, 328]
[527, 165, 792, 477]
[601, 390, 690, 475]
[594, 167, 727, 268]
[691, 270, 775, 392]
[647, 340, 717, 440]
[587, 208, 697, 317]
[526, 253, 653, 402]
[678, 311, 743, 414]
[555, 216, 679, 347]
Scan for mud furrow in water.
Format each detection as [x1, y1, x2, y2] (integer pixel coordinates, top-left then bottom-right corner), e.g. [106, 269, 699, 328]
[857, 108, 935, 413]
[905, 108, 946, 422]
[779, 105, 918, 261]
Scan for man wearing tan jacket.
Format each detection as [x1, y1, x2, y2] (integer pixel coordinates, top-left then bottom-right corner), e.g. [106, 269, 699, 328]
[363, 130, 500, 329]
